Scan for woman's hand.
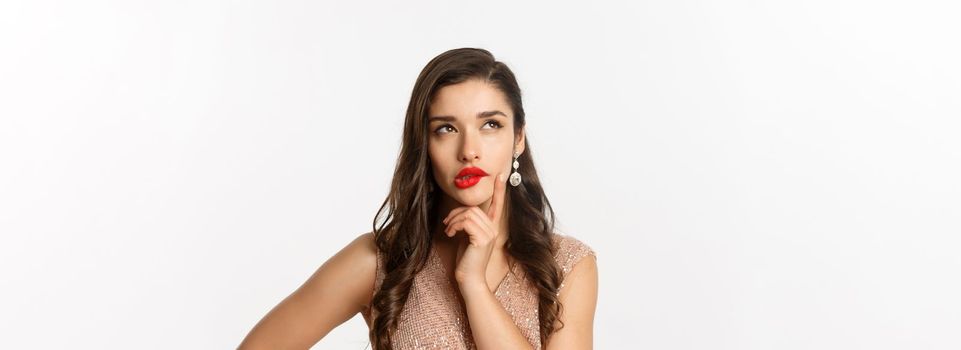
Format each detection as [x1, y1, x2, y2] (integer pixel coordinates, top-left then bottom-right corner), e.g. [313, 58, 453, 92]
[442, 172, 508, 290]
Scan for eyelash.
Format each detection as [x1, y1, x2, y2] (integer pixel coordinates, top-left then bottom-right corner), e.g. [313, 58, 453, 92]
[434, 120, 503, 134]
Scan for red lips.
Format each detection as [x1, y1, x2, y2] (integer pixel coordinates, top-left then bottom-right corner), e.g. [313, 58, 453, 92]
[454, 166, 489, 189]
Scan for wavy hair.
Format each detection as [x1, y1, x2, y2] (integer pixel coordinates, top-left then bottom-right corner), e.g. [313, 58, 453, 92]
[368, 48, 564, 349]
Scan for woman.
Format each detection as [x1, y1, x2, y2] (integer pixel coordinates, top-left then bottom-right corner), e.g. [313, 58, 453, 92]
[239, 48, 598, 350]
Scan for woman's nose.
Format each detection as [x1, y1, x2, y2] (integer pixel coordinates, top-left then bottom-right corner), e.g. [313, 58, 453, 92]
[461, 150, 478, 162]
[459, 132, 480, 162]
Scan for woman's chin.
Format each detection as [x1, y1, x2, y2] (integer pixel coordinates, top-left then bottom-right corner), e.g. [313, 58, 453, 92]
[439, 183, 490, 206]
[453, 191, 488, 206]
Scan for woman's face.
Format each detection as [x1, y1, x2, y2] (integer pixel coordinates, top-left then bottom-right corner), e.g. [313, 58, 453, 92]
[427, 78, 525, 208]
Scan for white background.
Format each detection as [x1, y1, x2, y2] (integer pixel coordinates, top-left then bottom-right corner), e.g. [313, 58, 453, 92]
[2, 0, 959, 349]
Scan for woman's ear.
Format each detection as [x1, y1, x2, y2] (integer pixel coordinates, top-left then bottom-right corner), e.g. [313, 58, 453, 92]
[514, 127, 526, 155]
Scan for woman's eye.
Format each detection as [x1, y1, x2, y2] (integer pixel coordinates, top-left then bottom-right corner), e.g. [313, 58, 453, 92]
[434, 120, 501, 135]
[435, 125, 454, 134]
[483, 120, 503, 129]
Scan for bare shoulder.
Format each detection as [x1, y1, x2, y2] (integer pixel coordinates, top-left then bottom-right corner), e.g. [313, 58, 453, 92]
[336, 231, 378, 308]
[343, 230, 377, 264]
[237, 231, 379, 349]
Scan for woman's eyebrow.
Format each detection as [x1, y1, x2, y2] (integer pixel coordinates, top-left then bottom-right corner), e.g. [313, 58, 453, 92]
[428, 110, 507, 122]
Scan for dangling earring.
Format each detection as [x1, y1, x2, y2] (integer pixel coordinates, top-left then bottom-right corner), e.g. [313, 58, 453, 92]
[509, 151, 522, 187]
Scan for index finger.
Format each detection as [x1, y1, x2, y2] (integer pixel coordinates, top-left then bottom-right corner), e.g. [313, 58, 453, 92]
[487, 172, 507, 221]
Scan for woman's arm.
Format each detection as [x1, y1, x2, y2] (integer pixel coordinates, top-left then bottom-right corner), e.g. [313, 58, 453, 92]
[461, 252, 599, 350]
[460, 282, 534, 350]
[545, 254, 598, 350]
[237, 232, 377, 350]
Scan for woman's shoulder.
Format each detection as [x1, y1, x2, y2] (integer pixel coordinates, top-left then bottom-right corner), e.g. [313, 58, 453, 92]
[343, 231, 378, 264]
[337, 231, 378, 309]
[324, 231, 378, 280]
[550, 233, 597, 277]
[356, 231, 379, 275]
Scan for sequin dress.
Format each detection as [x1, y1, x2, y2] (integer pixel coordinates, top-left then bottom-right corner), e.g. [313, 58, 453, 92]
[360, 234, 596, 350]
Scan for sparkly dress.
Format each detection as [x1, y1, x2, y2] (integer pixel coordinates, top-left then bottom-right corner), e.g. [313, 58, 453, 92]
[361, 234, 596, 349]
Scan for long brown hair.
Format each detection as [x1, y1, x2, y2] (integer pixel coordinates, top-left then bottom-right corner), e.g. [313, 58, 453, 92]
[368, 48, 564, 349]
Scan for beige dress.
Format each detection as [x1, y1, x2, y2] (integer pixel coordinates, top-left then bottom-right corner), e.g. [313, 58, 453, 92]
[361, 233, 596, 349]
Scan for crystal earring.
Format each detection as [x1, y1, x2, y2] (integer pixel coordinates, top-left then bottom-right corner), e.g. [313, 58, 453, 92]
[509, 151, 522, 187]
